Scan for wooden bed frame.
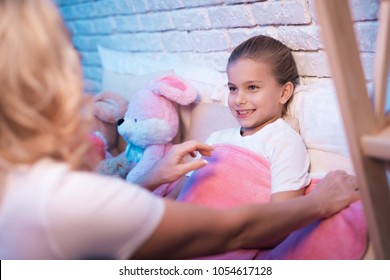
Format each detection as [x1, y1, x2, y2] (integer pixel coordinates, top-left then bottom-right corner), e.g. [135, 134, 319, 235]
[314, 0, 390, 259]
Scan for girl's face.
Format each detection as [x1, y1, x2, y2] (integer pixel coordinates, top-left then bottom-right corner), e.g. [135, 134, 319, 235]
[227, 58, 291, 136]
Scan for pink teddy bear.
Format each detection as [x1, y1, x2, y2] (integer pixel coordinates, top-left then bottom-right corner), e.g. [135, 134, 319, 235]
[118, 74, 198, 196]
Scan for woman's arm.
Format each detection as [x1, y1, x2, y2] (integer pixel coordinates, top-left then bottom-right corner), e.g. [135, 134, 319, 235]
[268, 189, 306, 246]
[270, 189, 305, 202]
[132, 170, 359, 259]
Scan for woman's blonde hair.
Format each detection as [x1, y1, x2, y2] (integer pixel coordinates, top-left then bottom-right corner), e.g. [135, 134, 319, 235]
[0, 0, 96, 172]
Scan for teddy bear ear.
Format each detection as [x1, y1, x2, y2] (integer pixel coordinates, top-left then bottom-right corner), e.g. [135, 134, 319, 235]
[151, 75, 198, 105]
[93, 92, 128, 123]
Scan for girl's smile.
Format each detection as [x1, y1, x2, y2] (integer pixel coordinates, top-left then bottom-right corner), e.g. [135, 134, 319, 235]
[235, 109, 256, 118]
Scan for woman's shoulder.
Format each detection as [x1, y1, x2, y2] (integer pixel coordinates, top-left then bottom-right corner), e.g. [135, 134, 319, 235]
[6, 159, 164, 260]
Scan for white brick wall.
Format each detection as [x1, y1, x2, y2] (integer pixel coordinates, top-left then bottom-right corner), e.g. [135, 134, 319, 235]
[55, 0, 379, 93]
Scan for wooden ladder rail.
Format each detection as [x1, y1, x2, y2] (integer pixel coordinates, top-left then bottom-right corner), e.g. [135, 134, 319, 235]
[374, 0, 390, 125]
[314, 0, 390, 259]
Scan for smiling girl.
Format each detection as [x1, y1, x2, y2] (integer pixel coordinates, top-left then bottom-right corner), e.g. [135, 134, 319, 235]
[206, 35, 310, 202]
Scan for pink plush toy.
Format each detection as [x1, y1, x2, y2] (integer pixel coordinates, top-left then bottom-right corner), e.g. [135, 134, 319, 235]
[92, 91, 128, 158]
[93, 91, 133, 178]
[118, 74, 198, 196]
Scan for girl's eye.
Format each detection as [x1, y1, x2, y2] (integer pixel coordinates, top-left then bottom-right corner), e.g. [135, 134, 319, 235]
[248, 85, 258, 91]
[228, 86, 237, 93]
[134, 118, 137, 123]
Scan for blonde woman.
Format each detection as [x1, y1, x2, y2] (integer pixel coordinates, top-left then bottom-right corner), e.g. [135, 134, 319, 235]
[0, 0, 359, 260]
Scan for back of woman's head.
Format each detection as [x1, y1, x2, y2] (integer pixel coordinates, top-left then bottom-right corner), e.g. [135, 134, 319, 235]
[228, 35, 299, 87]
[0, 0, 95, 171]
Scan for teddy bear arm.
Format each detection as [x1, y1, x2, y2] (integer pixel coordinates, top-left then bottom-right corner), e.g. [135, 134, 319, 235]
[96, 152, 134, 179]
[125, 145, 167, 188]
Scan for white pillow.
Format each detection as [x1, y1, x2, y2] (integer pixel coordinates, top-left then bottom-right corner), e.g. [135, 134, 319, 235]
[101, 69, 173, 101]
[288, 82, 350, 157]
[98, 46, 227, 104]
[287, 82, 354, 175]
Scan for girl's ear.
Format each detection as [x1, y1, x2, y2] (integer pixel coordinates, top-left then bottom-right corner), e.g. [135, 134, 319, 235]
[279, 82, 294, 104]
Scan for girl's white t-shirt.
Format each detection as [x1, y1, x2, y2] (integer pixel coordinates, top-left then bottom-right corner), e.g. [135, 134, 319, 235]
[206, 118, 311, 194]
[0, 159, 164, 260]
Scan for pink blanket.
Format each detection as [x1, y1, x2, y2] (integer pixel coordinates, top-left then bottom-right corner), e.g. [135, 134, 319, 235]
[177, 144, 367, 260]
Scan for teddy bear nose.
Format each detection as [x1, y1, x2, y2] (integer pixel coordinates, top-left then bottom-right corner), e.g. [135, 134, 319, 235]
[117, 118, 124, 126]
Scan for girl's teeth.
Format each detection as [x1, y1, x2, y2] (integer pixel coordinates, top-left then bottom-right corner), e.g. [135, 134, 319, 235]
[238, 109, 254, 115]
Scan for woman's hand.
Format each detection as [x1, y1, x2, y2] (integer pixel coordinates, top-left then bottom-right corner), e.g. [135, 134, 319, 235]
[133, 140, 214, 190]
[309, 170, 360, 218]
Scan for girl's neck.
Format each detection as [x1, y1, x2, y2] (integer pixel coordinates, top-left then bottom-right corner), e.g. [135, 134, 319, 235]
[240, 117, 282, 137]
